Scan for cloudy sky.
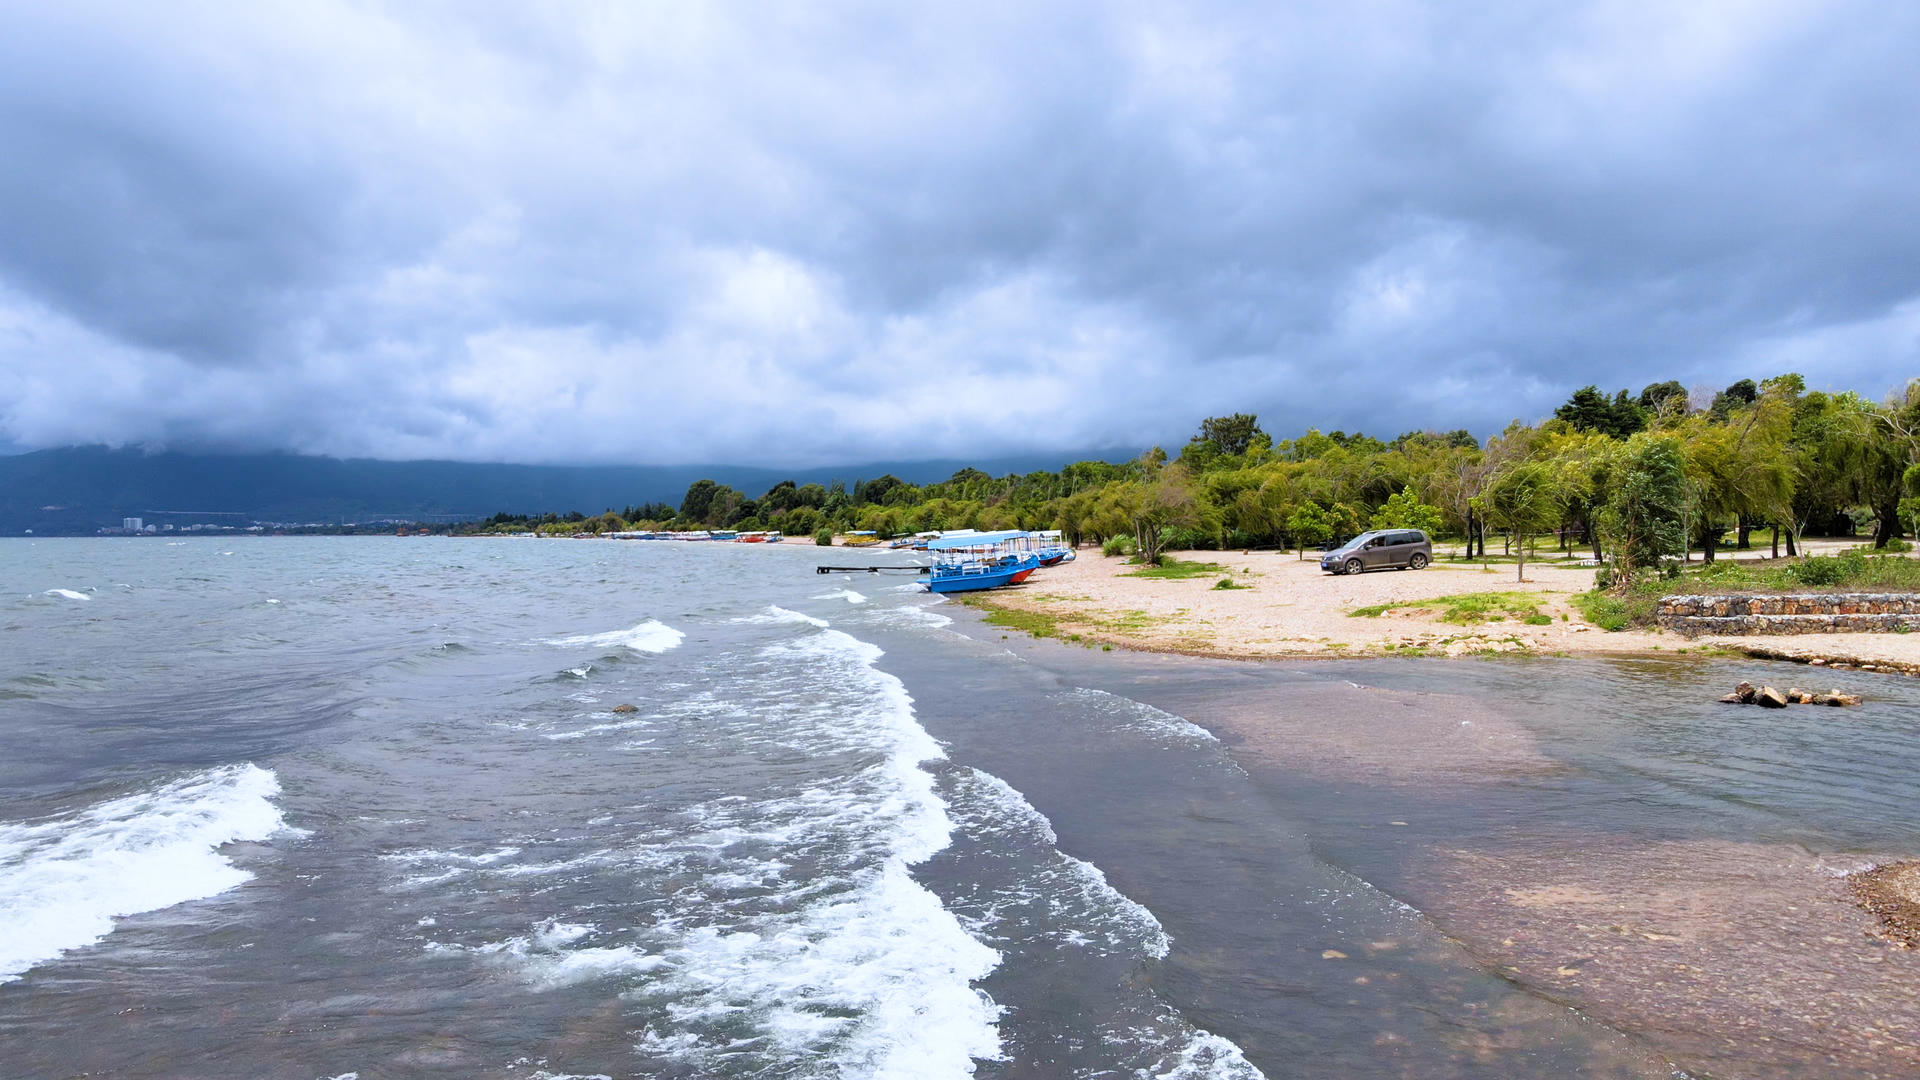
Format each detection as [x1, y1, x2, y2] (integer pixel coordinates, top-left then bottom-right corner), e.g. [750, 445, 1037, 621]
[2, 1, 1916, 466]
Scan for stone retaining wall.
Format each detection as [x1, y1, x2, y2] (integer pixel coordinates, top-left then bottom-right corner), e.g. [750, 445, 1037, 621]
[1659, 593, 1920, 636]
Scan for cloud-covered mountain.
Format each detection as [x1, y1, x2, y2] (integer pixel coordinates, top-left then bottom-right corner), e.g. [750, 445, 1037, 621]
[0, 445, 1120, 534]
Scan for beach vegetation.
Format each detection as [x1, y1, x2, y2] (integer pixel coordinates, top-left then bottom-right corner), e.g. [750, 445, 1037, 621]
[1101, 535, 1136, 558]
[813, 528, 833, 546]
[1211, 577, 1248, 590]
[1349, 592, 1549, 625]
[1473, 460, 1566, 581]
[462, 377, 1920, 568]
[1124, 557, 1228, 580]
[1576, 548, 1920, 630]
[974, 605, 1064, 639]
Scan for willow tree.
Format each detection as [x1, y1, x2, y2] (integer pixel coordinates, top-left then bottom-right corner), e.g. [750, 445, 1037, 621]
[1597, 434, 1687, 583]
[1473, 460, 1565, 582]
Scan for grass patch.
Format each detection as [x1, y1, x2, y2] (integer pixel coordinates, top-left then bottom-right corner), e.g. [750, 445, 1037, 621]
[1123, 556, 1229, 580]
[978, 606, 1064, 639]
[1212, 577, 1249, 590]
[1094, 609, 1164, 633]
[1576, 549, 1920, 631]
[1348, 591, 1548, 625]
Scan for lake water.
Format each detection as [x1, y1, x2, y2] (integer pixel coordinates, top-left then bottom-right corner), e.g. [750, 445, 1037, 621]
[3, 538, 1915, 1078]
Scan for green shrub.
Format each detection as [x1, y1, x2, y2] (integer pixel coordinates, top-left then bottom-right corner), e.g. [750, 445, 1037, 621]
[1212, 577, 1248, 590]
[1882, 538, 1914, 553]
[1574, 593, 1632, 631]
[1523, 613, 1553, 625]
[814, 529, 834, 546]
[1793, 550, 1867, 587]
[1124, 558, 1227, 580]
[1101, 535, 1136, 558]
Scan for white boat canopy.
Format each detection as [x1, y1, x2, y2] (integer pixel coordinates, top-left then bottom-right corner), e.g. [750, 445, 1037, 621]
[926, 530, 1029, 551]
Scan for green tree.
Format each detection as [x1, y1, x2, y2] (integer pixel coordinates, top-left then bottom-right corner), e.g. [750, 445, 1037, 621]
[1597, 434, 1687, 584]
[1555, 386, 1646, 437]
[1637, 380, 1688, 415]
[679, 479, 720, 522]
[1286, 502, 1332, 559]
[1369, 487, 1443, 534]
[1709, 378, 1759, 420]
[1473, 461, 1566, 582]
[1201, 413, 1264, 456]
[1126, 459, 1208, 565]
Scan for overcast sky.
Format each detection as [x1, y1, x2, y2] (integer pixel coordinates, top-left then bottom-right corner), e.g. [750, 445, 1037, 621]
[2, 1, 1916, 466]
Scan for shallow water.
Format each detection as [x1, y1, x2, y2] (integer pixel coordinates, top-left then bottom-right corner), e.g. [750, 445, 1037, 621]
[2, 537, 1911, 1078]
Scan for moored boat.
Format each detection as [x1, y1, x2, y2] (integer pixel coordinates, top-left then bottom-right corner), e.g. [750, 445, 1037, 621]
[920, 530, 1041, 593]
[1035, 529, 1075, 566]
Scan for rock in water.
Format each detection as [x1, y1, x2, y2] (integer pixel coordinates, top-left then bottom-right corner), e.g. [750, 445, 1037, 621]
[1733, 681, 1757, 704]
[612, 703, 639, 713]
[1756, 686, 1789, 708]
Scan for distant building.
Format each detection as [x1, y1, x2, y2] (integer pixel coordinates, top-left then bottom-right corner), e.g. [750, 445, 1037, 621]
[122, 517, 143, 533]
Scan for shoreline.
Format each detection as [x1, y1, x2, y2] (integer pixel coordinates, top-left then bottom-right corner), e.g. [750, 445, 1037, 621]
[960, 547, 1920, 675]
[995, 625, 1920, 1078]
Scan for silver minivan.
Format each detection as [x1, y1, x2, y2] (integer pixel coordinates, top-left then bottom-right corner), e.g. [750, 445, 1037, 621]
[1319, 529, 1433, 574]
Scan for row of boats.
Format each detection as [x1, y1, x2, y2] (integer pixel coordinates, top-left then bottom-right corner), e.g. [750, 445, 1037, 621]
[606, 530, 783, 542]
[920, 530, 1075, 593]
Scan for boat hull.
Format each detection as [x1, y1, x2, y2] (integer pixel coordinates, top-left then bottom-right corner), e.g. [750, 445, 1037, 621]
[922, 551, 1041, 593]
[924, 566, 1030, 593]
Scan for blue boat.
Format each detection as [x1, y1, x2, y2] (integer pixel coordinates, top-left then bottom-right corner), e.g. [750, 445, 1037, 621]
[1034, 530, 1076, 566]
[920, 530, 1041, 593]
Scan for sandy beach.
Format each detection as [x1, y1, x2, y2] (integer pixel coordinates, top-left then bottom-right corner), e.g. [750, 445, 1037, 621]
[962, 545, 1920, 673]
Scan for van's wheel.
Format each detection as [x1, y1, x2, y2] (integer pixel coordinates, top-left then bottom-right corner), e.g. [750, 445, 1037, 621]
[1344, 558, 1365, 575]
[1409, 552, 1429, 569]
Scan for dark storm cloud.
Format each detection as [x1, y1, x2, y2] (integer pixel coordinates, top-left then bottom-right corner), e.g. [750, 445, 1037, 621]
[1, 1, 1916, 464]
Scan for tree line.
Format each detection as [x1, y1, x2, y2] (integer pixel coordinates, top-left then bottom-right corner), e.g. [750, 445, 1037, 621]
[469, 374, 1920, 587]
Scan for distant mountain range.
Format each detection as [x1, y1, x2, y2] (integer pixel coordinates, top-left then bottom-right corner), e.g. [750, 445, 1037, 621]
[0, 446, 1130, 535]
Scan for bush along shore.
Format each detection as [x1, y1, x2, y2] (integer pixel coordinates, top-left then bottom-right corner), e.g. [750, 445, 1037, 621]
[460, 373, 1920, 577]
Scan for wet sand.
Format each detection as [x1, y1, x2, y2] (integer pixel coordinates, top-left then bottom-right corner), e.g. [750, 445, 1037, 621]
[1059, 649, 1920, 1080]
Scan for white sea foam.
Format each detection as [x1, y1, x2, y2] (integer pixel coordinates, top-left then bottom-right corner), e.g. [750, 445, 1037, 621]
[431, 920, 663, 988]
[0, 763, 296, 983]
[544, 715, 653, 740]
[736, 605, 829, 628]
[811, 588, 868, 604]
[545, 620, 684, 654]
[947, 769, 1171, 958]
[384, 845, 522, 866]
[641, 861, 1002, 1077]
[1065, 687, 1221, 745]
[665, 629, 997, 1075]
[1113, 1024, 1268, 1080]
[462, 627, 999, 1077]
[865, 603, 955, 630]
[42, 588, 90, 601]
